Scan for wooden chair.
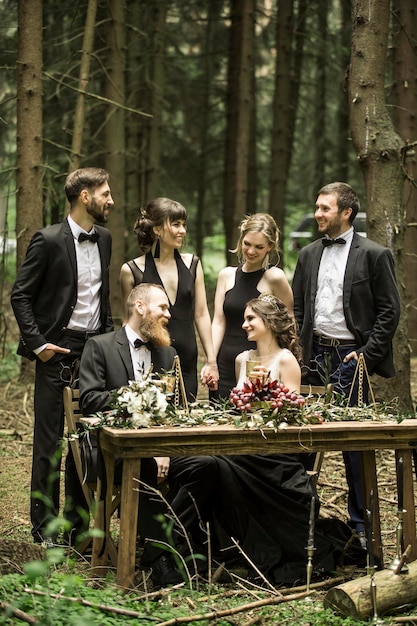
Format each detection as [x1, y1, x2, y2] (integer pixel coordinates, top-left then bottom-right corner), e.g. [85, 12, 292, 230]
[300, 384, 334, 484]
[63, 386, 120, 560]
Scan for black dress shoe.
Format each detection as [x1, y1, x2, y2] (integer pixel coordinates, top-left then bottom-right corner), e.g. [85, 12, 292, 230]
[150, 554, 183, 587]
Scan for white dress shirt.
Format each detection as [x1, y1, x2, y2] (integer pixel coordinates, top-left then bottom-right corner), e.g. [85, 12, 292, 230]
[314, 227, 356, 340]
[67, 215, 101, 332]
[125, 324, 152, 380]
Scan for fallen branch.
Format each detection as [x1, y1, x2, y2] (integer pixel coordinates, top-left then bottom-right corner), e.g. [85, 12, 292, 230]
[155, 590, 311, 626]
[0, 600, 38, 624]
[22, 587, 157, 620]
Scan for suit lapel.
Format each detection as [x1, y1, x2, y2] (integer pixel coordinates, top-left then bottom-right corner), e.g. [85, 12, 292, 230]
[115, 328, 135, 380]
[63, 218, 77, 282]
[310, 243, 323, 319]
[343, 232, 360, 311]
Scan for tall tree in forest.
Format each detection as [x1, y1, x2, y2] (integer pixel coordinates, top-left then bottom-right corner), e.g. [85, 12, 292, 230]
[392, 0, 417, 356]
[105, 0, 126, 324]
[312, 0, 328, 189]
[125, 0, 143, 249]
[195, 0, 224, 259]
[269, 0, 294, 245]
[348, 0, 411, 408]
[16, 0, 43, 266]
[223, 0, 255, 263]
[68, 0, 98, 174]
[334, 0, 352, 182]
[268, 0, 306, 262]
[146, 1, 167, 202]
[246, 8, 257, 216]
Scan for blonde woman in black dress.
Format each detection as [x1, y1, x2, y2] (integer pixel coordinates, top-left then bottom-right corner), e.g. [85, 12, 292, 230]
[211, 213, 293, 398]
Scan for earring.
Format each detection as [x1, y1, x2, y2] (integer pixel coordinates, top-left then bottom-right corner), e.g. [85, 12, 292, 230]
[262, 252, 270, 269]
[154, 236, 161, 259]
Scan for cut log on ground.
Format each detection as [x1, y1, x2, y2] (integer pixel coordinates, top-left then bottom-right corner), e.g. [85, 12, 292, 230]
[324, 560, 417, 620]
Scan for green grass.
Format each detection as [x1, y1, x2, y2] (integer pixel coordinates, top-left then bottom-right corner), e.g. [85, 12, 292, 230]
[0, 567, 386, 625]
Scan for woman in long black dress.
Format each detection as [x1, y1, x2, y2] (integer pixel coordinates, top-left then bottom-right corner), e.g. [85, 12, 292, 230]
[120, 198, 218, 401]
[213, 295, 365, 584]
[211, 213, 293, 399]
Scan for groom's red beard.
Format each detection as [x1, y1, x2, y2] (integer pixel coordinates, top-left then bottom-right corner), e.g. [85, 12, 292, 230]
[140, 316, 171, 347]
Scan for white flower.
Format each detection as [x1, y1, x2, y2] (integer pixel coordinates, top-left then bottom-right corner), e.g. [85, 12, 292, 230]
[247, 413, 264, 429]
[130, 412, 152, 428]
[107, 378, 170, 428]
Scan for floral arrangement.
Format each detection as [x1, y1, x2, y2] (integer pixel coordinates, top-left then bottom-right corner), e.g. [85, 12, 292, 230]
[228, 378, 320, 429]
[83, 374, 409, 434]
[88, 378, 170, 429]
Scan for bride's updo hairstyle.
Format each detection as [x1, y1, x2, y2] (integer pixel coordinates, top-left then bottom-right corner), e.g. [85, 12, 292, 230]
[245, 294, 302, 362]
[133, 197, 188, 250]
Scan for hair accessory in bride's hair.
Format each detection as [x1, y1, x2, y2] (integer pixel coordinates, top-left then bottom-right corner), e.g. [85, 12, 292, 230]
[140, 206, 147, 218]
[258, 293, 280, 310]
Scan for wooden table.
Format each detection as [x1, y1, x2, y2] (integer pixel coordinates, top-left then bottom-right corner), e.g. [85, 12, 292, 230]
[91, 419, 417, 588]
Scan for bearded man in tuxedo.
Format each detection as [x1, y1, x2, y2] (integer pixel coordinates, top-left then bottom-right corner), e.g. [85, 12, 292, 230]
[80, 283, 218, 586]
[292, 181, 400, 544]
[11, 167, 114, 546]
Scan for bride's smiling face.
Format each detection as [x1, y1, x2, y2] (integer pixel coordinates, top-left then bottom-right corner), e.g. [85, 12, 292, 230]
[242, 306, 267, 341]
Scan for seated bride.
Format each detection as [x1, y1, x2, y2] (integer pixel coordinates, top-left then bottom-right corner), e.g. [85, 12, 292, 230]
[211, 294, 366, 584]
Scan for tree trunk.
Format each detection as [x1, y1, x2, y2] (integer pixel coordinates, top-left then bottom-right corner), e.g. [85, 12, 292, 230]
[312, 0, 328, 190]
[246, 12, 257, 216]
[334, 0, 352, 182]
[348, 0, 411, 410]
[68, 0, 98, 175]
[392, 0, 417, 357]
[195, 0, 223, 258]
[125, 0, 142, 260]
[16, 0, 43, 381]
[268, 0, 294, 260]
[16, 0, 43, 266]
[223, 0, 254, 264]
[105, 0, 126, 326]
[146, 0, 167, 201]
[269, 0, 306, 266]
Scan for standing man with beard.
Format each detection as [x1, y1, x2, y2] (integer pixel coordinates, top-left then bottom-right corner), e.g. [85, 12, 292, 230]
[11, 167, 114, 546]
[79, 282, 219, 587]
[292, 181, 400, 544]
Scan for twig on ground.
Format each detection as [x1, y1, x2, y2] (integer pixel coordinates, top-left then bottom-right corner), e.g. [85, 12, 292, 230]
[22, 587, 157, 619]
[230, 537, 280, 595]
[155, 589, 311, 626]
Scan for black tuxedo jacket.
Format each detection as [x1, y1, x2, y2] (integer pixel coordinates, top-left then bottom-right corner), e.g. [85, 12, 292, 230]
[79, 327, 177, 416]
[11, 218, 113, 360]
[292, 232, 400, 378]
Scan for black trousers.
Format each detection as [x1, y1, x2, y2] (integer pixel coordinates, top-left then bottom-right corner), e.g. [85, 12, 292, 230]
[31, 333, 89, 542]
[303, 341, 369, 532]
[138, 456, 219, 566]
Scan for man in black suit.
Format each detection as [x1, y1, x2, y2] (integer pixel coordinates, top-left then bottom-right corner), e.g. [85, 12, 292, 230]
[11, 167, 114, 545]
[292, 182, 400, 542]
[80, 282, 218, 586]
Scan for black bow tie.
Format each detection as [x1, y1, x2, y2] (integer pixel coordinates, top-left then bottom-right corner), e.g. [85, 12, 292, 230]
[78, 231, 100, 243]
[321, 237, 346, 247]
[134, 338, 150, 349]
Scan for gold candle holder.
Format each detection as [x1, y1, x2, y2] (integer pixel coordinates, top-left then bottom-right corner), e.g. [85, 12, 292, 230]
[304, 546, 316, 600]
[369, 573, 384, 624]
[387, 509, 409, 574]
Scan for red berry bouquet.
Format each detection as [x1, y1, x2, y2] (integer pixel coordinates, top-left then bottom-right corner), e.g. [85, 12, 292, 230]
[229, 378, 322, 428]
